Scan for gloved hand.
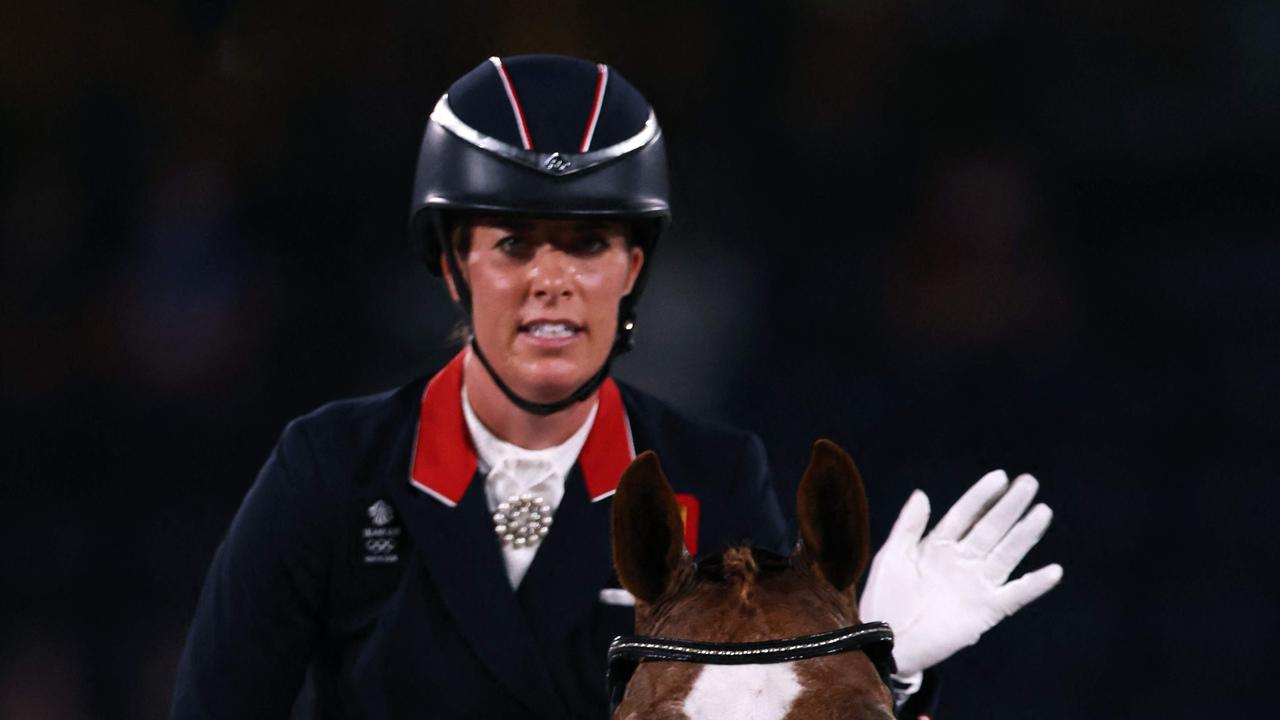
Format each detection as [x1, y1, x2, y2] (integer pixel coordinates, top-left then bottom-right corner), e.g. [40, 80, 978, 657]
[859, 470, 1063, 679]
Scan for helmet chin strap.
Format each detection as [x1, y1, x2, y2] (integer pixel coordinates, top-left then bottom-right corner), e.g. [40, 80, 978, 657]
[441, 225, 636, 417]
[468, 336, 616, 416]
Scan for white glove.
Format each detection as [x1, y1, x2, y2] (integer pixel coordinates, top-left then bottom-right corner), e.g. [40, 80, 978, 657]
[859, 470, 1063, 678]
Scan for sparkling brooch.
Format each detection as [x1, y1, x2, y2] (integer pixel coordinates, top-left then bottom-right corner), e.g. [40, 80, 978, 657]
[493, 494, 553, 548]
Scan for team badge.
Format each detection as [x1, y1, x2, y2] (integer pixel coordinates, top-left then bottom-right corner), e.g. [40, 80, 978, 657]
[361, 499, 401, 564]
[368, 500, 394, 527]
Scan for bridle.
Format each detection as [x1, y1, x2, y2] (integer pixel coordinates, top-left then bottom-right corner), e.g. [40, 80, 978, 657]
[605, 547, 898, 714]
[606, 621, 896, 714]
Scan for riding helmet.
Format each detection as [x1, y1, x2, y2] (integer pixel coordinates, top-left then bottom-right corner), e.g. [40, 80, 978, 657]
[408, 54, 671, 414]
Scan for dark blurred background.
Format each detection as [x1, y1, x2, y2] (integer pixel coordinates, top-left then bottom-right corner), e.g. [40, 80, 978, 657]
[3, 0, 1277, 717]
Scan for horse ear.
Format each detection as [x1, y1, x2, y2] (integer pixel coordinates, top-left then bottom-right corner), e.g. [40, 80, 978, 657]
[796, 439, 870, 592]
[612, 451, 687, 604]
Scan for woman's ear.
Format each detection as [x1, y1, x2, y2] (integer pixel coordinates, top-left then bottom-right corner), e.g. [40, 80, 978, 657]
[795, 440, 870, 592]
[612, 451, 686, 604]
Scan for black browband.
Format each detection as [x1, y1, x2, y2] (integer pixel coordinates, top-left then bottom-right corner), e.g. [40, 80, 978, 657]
[606, 621, 896, 714]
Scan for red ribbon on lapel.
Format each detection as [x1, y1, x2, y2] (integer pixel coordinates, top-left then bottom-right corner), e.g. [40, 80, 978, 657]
[675, 494, 700, 554]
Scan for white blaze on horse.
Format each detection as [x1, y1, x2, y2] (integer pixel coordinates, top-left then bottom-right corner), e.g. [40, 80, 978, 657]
[609, 440, 897, 720]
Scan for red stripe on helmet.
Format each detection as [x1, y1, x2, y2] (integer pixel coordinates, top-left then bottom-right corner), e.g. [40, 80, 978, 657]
[489, 56, 534, 150]
[579, 64, 609, 152]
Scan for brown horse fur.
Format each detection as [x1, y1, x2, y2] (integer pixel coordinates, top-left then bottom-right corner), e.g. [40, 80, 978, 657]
[610, 440, 894, 720]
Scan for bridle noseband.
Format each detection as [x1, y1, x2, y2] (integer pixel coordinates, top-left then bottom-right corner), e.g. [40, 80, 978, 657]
[606, 621, 896, 714]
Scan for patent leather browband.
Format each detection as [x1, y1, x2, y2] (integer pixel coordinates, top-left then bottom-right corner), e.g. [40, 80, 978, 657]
[606, 622, 896, 714]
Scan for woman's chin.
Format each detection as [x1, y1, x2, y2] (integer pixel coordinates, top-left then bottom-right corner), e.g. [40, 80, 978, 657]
[507, 361, 597, 403]
[511, 376, 586, 404]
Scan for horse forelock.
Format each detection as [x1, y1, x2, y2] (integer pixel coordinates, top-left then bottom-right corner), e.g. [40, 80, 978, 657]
[719, 546, 760, 605]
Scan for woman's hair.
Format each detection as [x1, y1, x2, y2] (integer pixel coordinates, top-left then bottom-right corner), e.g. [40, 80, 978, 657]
[442, 217, 475, 345]
[446, 216, 474, 261]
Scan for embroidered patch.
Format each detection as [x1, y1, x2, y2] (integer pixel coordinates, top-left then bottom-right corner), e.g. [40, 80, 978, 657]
[368, 499, 394, 526]
[360, 499, 402, 564]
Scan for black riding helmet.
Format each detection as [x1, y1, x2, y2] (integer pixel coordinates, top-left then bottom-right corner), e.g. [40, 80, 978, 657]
[409, 54, 671, 415]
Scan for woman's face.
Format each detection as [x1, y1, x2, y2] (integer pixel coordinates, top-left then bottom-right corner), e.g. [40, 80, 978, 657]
[446, 217, 644, 403]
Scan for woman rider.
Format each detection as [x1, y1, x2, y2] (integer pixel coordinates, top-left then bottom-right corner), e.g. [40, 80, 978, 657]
[171, 54, 1061, 719]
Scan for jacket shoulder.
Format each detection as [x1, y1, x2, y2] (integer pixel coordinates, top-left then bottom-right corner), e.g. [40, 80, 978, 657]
[287, 377, 426, 445]
[616, 380, 763, 453]
[274, 375, 430, 493]
[616, 381, 788, 554]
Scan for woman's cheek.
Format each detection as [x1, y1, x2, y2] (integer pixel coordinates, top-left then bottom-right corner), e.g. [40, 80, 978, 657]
[480, 267, 520, 294]
[581, 259, 629, 294]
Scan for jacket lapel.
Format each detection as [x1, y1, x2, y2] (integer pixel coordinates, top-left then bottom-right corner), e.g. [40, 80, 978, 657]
[515, 465, 617, 641]
[399, 353, 639, 717]
[397, 474, 568, 719]
[398, 352, 569, 719]
[515, 379, 636, 646]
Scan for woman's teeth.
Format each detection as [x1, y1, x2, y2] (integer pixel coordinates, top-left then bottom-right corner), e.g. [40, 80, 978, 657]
[526, 322, 576, 338]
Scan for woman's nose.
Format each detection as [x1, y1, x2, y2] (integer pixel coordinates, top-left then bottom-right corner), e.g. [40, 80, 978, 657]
[529, 246, 574, 299]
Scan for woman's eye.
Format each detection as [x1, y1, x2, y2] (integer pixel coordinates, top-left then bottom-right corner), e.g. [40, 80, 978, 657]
[571, 235, 609, 255]
[496, 236, 530, 254]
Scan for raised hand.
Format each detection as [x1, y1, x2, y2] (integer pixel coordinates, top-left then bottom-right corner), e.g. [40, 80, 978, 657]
[858, 470, 1063, 678]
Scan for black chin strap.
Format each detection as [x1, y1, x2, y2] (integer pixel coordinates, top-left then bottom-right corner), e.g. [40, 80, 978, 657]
[439, 216, 637, 416]
[468, 336, 617, 416]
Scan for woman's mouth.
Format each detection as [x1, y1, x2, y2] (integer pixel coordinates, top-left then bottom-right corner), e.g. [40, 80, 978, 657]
[518, 321, 583, 347]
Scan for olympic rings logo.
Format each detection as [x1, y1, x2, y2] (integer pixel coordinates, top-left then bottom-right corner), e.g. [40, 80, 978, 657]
[365, 538, 396, 554]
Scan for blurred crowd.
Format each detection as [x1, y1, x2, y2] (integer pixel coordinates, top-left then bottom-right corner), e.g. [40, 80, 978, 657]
[3, 1, 1277, 717]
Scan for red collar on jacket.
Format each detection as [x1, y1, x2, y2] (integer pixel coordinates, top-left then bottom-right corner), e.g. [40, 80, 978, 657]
[409, 351, 635, 507]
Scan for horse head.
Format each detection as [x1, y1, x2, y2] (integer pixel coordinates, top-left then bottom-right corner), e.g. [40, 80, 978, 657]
[609, 440, 894, 720]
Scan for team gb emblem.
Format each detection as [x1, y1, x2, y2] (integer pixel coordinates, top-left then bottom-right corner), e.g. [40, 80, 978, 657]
[368, 500, 394, 527]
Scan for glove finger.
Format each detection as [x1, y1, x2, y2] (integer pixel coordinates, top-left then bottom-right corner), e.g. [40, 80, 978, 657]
[883, 489, 931, 551]
[984, 503, 1053, 583]
[929, 469, 1009, 542]
[996, 563, 1064, 615]
[861, 492, 930, 623]
[960, 473, 1039, 556]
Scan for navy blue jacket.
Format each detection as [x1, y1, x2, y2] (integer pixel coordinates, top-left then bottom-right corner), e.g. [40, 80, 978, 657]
[171, 354, 790, 719]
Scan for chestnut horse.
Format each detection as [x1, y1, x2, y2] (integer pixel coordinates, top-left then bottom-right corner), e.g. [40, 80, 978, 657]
[609, 440, 895, 720]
